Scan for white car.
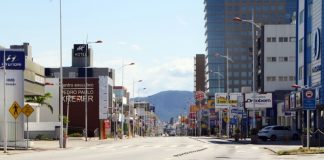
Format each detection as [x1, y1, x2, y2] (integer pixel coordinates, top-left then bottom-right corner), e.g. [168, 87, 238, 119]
[257, 125, 299, 141]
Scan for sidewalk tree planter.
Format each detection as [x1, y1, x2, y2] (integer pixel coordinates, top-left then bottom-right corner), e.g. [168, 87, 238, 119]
[250, 128, 258, 144]
[234, 128, 240, 142]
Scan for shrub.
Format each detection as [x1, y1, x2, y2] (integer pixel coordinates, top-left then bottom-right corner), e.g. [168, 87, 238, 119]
[69, 132, 83, 137]
[250, 128, 258, 135]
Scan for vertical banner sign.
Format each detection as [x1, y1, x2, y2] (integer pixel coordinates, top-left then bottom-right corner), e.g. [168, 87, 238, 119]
[0, 50, 25, 145]
[99, 76, 109, 119]
[303, 89, 316, 110]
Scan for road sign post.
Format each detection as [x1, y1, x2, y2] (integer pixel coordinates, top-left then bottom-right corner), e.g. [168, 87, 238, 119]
[195, 91, 205, 136]
[21, 104, 34, 149]
[302, 89, 316, 149]
[9, 101, 22, 150]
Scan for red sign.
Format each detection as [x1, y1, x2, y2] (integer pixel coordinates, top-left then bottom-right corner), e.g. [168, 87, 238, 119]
[104, 120, 110, 128]
[195, 91, 205, 101]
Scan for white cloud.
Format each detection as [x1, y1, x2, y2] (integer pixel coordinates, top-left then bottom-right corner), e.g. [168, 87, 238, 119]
[130, 44, 142, 51]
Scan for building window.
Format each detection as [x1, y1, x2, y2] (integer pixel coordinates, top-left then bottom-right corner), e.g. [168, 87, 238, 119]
[271, 37, 276, 42]
[307, 33, 312, 47]
[299, 10, 304, 25]
[279, 57, 288, 62]
[267, 76, 276, 81]
[289, 76, 295, 81]
[267, 37, 271, 42]
[283, 76, 288, 81]
[279, 76, 283, 81]
[299, 38, 304, 53]
[298, 66, 303, 80]
[279, 37, 284, 42]
[283, 37, 288, 42]
[267, 57, 277, 62]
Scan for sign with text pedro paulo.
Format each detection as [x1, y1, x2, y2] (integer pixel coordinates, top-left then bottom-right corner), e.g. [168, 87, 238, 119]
[245, 93, 272, 109]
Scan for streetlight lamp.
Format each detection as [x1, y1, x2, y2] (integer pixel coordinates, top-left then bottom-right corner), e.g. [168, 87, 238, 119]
[233, 8, 261, 129]
[208, 68, 224, 137]
[84, 40, 103, 142]
[214, 50, 233, 138]
[132, 79, 143, 137]
[59, 0, 64, 148]
[120, 62, 135, 139]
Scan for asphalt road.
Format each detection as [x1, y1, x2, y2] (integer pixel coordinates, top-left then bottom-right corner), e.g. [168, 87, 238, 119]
[1, 137, 324, 160]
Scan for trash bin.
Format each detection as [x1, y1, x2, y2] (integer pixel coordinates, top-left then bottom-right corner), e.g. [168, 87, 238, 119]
[55, 126, 60, 140]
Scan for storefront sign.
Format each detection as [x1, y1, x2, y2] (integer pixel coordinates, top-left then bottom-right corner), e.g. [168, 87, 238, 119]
[0, 50, 25, 70]
[245, 93, 272, 109]
[73, 44, 88, 57]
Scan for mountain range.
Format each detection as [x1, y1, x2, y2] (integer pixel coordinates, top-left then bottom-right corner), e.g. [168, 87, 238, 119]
[134, 90, 194, 122]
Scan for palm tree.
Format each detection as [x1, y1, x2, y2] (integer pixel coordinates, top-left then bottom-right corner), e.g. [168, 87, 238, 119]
[25, 92, 53, 113]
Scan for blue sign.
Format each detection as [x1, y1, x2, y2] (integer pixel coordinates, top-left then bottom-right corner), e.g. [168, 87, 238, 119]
[0, 50, 25, 70]
[303, 89, 316, 110]
[230, 118, 237, 125]
[231, 108, 243, 114]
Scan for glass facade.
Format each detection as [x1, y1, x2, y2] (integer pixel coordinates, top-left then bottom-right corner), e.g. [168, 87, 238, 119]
[204, 0, 297, 97]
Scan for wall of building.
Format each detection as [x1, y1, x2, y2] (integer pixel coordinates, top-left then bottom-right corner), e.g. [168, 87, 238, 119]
[263, 24, 296, 92]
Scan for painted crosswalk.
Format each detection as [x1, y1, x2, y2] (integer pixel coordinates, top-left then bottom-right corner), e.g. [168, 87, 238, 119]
[70, 143, 202, 151]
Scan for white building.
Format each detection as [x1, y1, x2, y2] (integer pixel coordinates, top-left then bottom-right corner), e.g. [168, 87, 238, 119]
[258, 24, 296, 93]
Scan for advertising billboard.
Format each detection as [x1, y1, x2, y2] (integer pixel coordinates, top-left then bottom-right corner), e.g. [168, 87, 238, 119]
[215, 93, 228, 108]
[215, 93, 241, 108]
[245, 93, 272, 109]
[63, 78, 99, 135]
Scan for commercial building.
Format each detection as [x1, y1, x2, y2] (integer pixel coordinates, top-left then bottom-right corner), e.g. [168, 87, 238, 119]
[194, 54, 206, 93]
[43, 44, 114, 139]
[194, 54, 206, 104]
[255, 24, 296, 127]
[204, 0, 297, 98]
[294, 0, 324, 143]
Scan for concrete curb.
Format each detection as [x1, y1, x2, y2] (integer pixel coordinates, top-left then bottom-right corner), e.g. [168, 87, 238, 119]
[263, 147, 277, 154]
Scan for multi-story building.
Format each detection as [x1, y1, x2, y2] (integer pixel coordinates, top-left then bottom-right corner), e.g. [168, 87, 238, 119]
[295, 0, 324, 139]
[254, 24, 296, 126]
[194, 54, 206, 92]
[258, 24, 296, 93]
[194, 54, 206, 104]
[204, 0, 297, 98]
[44, 44, 114, 139]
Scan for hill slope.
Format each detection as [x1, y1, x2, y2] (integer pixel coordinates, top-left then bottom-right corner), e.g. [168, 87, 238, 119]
[136, 90, 194, 122]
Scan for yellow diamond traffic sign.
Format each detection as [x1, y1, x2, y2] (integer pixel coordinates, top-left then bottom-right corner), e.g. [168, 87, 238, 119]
[9, 101, 22, 119]
[21, 104, 34, 117]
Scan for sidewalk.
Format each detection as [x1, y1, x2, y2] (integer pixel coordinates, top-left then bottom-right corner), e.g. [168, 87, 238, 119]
[0, 137, 120, 155]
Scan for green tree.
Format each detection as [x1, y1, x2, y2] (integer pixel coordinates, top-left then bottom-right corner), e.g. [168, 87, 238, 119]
[25, 92, 53, 113]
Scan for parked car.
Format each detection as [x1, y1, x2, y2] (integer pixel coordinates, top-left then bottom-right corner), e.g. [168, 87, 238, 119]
[257, 125, 299, 141]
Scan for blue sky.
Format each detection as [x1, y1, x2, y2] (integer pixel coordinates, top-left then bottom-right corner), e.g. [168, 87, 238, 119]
[1, 0, 205, 96]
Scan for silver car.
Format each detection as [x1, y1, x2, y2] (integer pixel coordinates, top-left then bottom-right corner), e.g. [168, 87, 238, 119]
[257, 125, 299, 141]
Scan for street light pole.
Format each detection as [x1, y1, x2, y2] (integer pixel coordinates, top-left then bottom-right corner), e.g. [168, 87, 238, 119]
[233, 8, 261, 129]
[132, 79, 142, 136]
[215, 49, 233, 138]
[120, 62, 135, 139]
[59, 0, 64, 148]
[251, 9, 256, 129]
[84, 40, 102, 141]
[2, 49, 7, 153]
